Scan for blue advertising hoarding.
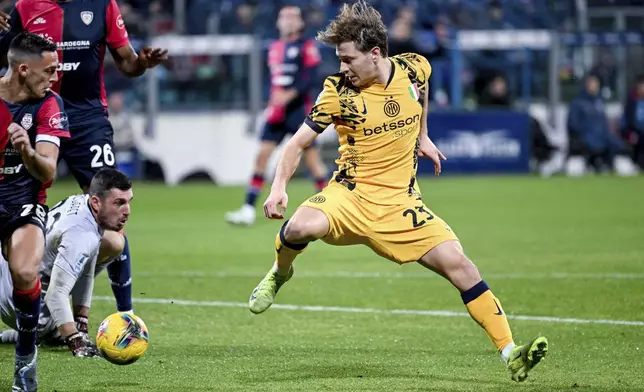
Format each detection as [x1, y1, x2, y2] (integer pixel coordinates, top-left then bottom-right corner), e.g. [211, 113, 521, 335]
[418, 111, 531, 175]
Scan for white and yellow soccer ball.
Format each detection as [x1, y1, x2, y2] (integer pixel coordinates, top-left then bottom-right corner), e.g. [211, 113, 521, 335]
[96, 312, 149, 365]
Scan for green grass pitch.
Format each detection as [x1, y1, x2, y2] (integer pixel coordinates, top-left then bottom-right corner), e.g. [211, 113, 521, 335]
[1, 175, 643, 391]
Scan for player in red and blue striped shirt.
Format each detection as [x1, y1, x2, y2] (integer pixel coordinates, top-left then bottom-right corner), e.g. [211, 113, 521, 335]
[0, 32, 69, 392]
[226, 4, 328, 226]
[0, 0, 167, 322]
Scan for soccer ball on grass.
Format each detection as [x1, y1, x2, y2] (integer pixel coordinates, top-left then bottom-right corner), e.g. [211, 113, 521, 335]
[96, 312, 149, 365]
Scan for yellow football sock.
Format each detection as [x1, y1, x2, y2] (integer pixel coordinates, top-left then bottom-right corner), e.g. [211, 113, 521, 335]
[273, 221, 307, 275]
[462, 281, 514, 351]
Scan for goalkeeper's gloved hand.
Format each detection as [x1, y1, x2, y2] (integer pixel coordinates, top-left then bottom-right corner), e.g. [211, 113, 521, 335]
[65, 332, 101, 358]
[74, 315, 89, 339]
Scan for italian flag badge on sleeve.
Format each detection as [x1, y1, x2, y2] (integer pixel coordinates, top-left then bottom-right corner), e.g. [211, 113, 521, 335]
[408, 83, 420, 101]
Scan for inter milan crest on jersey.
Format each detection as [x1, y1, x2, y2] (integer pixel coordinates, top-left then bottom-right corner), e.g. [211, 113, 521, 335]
[80, 11, 94, 25]
[20, 113, 32, 130]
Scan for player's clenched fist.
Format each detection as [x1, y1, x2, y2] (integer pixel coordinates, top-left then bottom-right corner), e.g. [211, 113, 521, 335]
[8, 123, 32, 154]
[263, 190, 288, 219]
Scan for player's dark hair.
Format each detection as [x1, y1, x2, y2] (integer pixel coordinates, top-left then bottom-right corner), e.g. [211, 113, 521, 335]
[7, 32, 58, 67]
[89, 168, 132, 199]
[317, 0, 388, 56]
[278, 4, 305, 34]
[279, 3, 300, 13]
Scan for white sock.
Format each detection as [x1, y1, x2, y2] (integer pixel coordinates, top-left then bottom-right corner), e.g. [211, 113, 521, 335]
[272, 261, 290, 276]
[501, 342, 516, 363]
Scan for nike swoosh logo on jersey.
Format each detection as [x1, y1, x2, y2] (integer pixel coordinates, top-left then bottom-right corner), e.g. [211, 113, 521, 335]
[360, 97, 367, 114]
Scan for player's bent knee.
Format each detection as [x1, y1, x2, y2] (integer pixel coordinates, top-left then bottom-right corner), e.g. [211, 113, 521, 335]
[99, 230, 125, 262]
[7, 225, 45, 282]
[9, 263, 39, 289]
[283, 220, 314, 243]
[284, 207, 329, 243]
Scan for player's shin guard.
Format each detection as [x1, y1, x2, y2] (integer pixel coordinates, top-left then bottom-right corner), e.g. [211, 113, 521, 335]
[107, 235, 133, 312]
[274, 220, 308, 275]
[461, 280, 514, 352]
[13, 279, 42, 356]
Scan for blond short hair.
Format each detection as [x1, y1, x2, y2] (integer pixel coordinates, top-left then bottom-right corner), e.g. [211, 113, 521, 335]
[317, 0, 388, 56]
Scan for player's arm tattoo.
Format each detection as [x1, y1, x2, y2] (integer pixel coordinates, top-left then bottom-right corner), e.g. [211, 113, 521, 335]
[21, 141, 59, 183]
[110, 45, 146, 78]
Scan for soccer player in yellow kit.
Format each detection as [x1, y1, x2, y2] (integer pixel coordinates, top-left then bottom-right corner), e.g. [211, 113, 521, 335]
[248, 0, 548, 382]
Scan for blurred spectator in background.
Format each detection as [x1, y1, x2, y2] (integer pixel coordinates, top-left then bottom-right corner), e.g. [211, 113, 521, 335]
[110, 92, 135, 152]
[589, 51, 618, 100]
[109, 91, 138, 178]
[479, 75, 558, 173]
[621, 75, 644, 170]
[388, 16, 418, 56]
[225, 4, 327, 226]
[478, 75, 512, 108]
[120, 1, 147, 38]
[93, 0, 577, 111]
[425, 17, 452, 107]
[426, 18, 450, 61]
[567, 74, 637, 175]
[222, 3, 255, 35]
[394, 5, 415, 27]
[219, 3, 255, 105]
[303, 6, 327, 40]
[484, 0, 512, 29]
[472, 1, 515, 101]
[149, 0, 174, 35]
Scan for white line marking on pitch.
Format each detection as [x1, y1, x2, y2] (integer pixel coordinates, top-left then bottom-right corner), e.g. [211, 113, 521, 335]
[92, 296, 644, 326]
[135, 271, 644, 280]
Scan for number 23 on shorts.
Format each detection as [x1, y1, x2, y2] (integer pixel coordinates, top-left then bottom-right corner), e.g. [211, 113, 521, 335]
[402, 204, 434, 228]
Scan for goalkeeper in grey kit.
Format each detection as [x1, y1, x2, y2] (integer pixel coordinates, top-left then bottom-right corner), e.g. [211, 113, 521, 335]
[0, 168, 133, 356]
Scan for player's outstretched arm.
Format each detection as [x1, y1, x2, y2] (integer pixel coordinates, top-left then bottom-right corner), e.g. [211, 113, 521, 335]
[70, 255, 97, 336]
[111, 45, 168, 78]
[45, 262, 78, 338]
[104, 0, 167, 77]
[8, 123, 59, 182]
[273, 123, 319, 191]
[263, 124, 319, 219]
[45, 232, 100, 357]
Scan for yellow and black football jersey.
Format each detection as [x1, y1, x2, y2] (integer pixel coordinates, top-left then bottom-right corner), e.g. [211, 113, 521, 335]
[304, 53, 431, 205]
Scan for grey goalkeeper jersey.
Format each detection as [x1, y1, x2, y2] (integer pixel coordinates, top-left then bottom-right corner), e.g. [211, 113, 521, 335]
[40, 194, 103, 280]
